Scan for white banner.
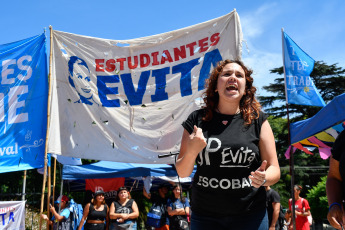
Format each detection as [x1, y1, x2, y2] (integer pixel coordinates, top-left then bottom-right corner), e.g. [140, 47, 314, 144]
[48, 10, 242, 163]
[0, 201, 25, 230]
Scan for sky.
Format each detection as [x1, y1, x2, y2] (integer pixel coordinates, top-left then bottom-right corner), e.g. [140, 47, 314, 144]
[1, 0, 344, 96]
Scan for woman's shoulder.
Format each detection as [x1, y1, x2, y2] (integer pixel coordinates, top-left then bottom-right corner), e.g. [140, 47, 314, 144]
[251, 110, 268, 127]
[188, 108, 206, 118]
[183, 108, 206, 133]
[255, 110, 268, 121]
[128, 199, 135, 204]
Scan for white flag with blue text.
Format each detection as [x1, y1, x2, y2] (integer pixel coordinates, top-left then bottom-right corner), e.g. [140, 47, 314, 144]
[0, 201, 26, 230]
[48, 10, 243, 163]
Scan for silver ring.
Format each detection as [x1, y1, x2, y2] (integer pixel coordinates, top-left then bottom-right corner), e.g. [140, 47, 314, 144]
[261, 179, 266, 186]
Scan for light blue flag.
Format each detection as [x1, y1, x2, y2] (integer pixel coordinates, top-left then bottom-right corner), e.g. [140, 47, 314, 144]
[0, 33, 48, 173]
[283, 31, 326, 107]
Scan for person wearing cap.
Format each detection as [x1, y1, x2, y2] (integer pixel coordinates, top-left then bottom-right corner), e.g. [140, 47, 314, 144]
[109, 187, 139, 230]
[143, 184, 170, 230]
[41, 195, 72, 230]
[78, 189, 109, 230]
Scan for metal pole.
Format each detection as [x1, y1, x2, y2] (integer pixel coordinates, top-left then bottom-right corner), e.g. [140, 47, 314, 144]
[282, 28, 296, 230]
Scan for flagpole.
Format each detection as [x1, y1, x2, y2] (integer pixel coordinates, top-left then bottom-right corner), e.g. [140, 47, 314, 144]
[22, 170, 27, 201]
[282, 28, 296, 230]
[47, 161, 52, 229]
[39, 25, 54, 230]
[53, 157, 57, 203]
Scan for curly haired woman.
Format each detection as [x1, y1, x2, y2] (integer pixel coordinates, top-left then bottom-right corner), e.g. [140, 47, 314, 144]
[176, 59, 280, 230]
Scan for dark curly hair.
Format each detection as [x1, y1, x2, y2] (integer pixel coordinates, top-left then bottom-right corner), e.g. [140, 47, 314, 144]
[202, 59, 261, 125]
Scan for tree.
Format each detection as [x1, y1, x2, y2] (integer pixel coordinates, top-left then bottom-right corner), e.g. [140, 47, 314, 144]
[259, 61, 345, 122]
[306, 176, 328, 224]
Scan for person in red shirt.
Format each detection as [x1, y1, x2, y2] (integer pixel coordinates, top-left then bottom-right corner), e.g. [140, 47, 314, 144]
[288, 185, 311, 230]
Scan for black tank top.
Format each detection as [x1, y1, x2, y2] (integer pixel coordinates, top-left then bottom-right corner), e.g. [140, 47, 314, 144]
[113, 199, 134, 214]
[87, 203, 107, 221]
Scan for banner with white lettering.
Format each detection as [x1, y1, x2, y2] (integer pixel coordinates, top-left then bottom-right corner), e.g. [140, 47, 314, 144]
[0, 34, 48, 173]
[0, 201, 25, 230]
[48, 10, 242, 163]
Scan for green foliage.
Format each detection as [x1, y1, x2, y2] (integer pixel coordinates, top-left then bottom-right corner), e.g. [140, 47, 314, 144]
[306, 176, 328, 221]
[259, 61, 345, 121]
[267, 116, 289, 162]
[131, 190, 152, 227]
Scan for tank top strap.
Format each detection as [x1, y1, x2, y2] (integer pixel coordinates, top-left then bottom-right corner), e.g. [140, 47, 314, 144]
[89, 203, 94, 212]
[127, 199, 134, 207]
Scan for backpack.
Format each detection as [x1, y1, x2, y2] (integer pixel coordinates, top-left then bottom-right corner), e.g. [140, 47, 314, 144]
[301, 198, 313, 225]
[170, 202, 189, 230]
[146, 202, 165, 228]
[69, 199, 84, 230]
[278, 205, 286, 230]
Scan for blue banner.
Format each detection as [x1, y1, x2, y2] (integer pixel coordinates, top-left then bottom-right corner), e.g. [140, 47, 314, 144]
[283, 31, 326, 107]
[0, 34, 48, 173]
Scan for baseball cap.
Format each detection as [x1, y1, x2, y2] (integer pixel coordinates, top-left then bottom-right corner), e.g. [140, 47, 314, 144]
[117, 187, 128, 193]
[94, 189, 105, 196]
[55, 195, 69, 204]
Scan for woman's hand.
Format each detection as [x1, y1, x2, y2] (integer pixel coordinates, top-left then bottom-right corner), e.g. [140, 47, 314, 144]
[120, 213, 129, 220]
[188, 125, 207, 156]
[117, 218, 124, 223]
[327, 204, 344, 229]
[41, 214, 48, 220]
[249, 160, 267, 188]
[176, 126, 206, 178]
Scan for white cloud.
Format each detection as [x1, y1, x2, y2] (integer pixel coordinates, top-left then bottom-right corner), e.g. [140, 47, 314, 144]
[240, 2, 280, 39]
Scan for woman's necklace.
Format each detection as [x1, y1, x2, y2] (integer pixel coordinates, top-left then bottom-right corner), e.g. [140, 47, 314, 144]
[216, 107, 240, 125]
[94, 204, 103, 211]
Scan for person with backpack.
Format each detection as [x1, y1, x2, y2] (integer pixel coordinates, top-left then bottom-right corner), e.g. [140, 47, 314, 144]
[265, 186, 282, 230]
[78, 189, 109, 230]
[69, 198, 84, 230]
[143, 184, 170, 230]
[288, 185, 311, 230]
[41, 195, 72, 230]
[167, 184, 190, 230]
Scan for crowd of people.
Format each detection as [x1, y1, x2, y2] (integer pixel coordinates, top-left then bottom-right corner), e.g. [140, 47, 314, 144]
[41, 59, 344, 230]
[42, 184, 190, 230]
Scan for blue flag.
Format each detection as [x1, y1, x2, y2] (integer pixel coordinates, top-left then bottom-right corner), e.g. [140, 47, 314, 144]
[0, 34, 48, 173]
[282, 31, 326, 107]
